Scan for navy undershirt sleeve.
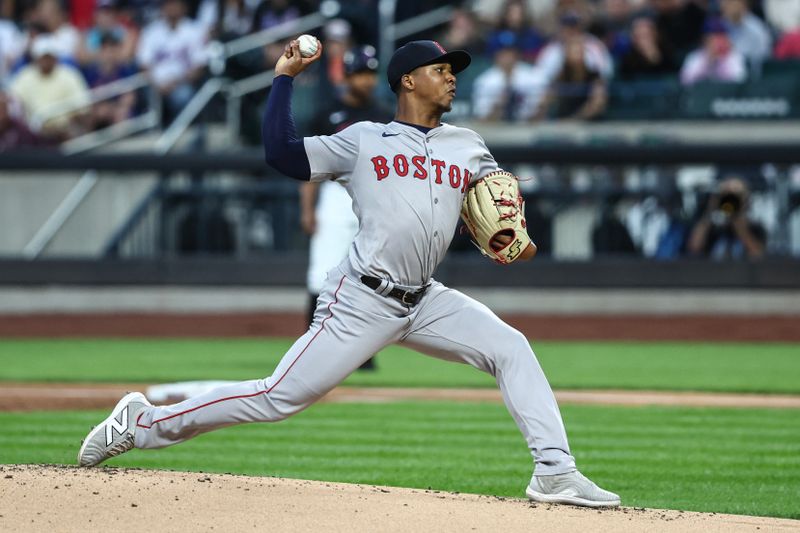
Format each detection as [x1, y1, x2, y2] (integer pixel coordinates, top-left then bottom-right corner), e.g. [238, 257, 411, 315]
[261, 74, 311, 180]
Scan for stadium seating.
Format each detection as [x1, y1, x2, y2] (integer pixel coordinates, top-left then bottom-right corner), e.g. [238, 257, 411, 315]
[604, 78, 681, 121]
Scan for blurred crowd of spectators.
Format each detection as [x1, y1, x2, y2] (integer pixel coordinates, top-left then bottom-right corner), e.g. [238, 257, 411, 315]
[443, 170, 772, 261]
[0, 0, 219, 145]
[1, 0, 799, 149]
[463, 0, 800, 122]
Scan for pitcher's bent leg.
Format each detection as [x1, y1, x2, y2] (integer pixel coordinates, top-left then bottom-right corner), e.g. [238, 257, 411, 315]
[403, 284, 575, 475]
[135, 274, 401, 449]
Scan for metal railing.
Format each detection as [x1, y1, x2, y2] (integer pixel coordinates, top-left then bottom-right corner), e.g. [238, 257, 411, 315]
[97, 77, 231, 259]
[21, 171, 99, 258]
[224, 69, 274, 144]
[21, 71, 163, 258]
[20, 5, 465, 258]
[20, 27, 234, 259]
[155, 78, 225, 154]
[13, 16, 270, 262]
[29, 72, 155, 132]
[27, 10, 327, 138]
[167, 13, 332, 149]
[222, 5, 457, 144]
[103, 185, 163, 257]
[20, 79, 208, 259]
[5, 143, 798, 259]
[222, 12, 328, 59]
[60, 111, 161, 155]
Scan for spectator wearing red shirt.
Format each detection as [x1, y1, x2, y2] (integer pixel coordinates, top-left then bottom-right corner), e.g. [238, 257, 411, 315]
[774, 27, 800, 59]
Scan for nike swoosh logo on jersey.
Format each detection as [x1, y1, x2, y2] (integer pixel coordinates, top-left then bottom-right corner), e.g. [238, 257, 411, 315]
[382, 132, 400, 137]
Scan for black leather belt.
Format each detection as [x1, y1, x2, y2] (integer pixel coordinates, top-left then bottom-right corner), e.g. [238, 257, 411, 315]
[360, 275, 428, 306]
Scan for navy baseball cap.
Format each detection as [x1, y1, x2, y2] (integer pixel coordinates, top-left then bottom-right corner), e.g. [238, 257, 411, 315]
[344, 45, 379, 75]
[387, 40, 471, 92]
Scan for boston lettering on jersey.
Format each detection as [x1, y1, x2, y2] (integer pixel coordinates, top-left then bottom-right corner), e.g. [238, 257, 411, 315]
[370, 154, 472, 193]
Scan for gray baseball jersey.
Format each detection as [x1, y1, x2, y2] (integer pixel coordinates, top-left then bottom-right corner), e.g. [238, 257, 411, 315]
[134, 120, 577, 478]
[305, 121, 497, 285]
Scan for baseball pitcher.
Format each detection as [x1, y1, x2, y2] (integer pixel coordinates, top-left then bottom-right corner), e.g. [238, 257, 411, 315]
[78, 37, 620, 508]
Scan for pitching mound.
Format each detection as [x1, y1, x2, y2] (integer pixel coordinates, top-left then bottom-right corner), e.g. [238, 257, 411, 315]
[1, 465, 795, 532]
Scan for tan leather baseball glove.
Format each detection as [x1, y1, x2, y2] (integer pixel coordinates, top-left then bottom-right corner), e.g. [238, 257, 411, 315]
[460, 171, 532, 264]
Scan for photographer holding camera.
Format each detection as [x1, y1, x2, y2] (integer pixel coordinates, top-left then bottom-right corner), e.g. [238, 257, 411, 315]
[688, 177, 766, 260]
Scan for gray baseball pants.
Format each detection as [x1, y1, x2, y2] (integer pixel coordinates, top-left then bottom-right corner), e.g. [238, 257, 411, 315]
[134, 265, 576, 475]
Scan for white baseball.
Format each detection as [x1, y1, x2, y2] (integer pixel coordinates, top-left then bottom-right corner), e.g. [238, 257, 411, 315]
[297, 34, 319, 58]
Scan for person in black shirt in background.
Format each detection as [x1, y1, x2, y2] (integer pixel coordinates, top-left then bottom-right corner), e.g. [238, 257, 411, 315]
[618, 15, 679, 79]
[299, 44, 393, 370]
[650, 0, 708, 65]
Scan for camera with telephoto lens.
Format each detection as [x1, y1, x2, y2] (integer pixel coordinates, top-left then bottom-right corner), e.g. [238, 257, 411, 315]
[711, 192, 742, 226]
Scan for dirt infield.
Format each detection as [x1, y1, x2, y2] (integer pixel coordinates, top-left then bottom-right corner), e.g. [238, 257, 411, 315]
[3, 312, 800, 341]
[0, 465, 795, 533]
[2, 382, 800, 411]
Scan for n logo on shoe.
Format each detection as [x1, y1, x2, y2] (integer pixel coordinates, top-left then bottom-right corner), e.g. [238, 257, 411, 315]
[105, 408, 128, 446]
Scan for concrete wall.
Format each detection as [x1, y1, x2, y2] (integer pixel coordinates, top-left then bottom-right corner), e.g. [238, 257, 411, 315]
[0, 172, 157, 257]
[43, 172, 157, 256]
[0, 173, 83, 255]
[1, 286, 799, 315]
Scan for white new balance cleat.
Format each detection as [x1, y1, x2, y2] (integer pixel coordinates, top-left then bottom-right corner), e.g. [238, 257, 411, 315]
[526, 470, 620, 508]
[77, 392, 152, 467]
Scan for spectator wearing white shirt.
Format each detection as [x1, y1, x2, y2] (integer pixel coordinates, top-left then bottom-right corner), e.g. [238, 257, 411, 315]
[680, 18, 747, 86]
[0, 16, 23, 82]
[137, 0, 208, 122]
[9, 34, 90, 138]
[720, 0, 772, 75]
[472, 30, 548, 121]
[764, 0, 800, 35]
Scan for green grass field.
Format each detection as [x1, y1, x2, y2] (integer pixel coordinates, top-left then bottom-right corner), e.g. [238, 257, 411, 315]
[1, 338, 798, 519]
[1, 402, 798, 519]
[1, 338, 799, 393]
